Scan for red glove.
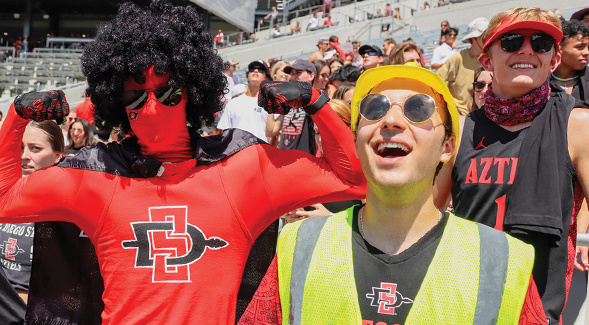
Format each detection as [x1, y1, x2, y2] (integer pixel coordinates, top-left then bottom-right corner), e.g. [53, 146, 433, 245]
[258, 80, 314, 115]
[14, 90, 69, 124]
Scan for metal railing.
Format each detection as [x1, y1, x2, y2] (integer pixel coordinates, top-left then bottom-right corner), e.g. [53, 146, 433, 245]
[46, 37, 94, 49]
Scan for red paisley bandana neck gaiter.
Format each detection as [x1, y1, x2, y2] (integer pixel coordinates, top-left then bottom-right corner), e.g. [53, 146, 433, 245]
[484, 82, 551, 126]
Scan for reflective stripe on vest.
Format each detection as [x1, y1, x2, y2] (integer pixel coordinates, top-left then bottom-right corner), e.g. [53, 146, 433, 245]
[277, 207, 534, 325]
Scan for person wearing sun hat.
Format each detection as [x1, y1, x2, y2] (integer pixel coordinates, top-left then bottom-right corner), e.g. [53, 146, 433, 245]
[435, 7, 589, 324]
[437, 17, 489, 115]
[240, 63, 536, 324]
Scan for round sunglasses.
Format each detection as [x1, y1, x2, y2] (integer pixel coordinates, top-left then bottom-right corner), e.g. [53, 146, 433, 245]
[122, 85, 183, 110]
[359, 93, 438, 124]
[500, 33, 555, 53]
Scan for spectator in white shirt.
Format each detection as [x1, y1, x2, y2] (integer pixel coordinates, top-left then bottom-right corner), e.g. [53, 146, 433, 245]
[217, 60, 271, 140]
[307, 14, 319, 31]
[431, 27, 458, 70]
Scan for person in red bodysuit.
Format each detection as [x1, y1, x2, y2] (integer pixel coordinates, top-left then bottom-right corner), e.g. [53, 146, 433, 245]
[0, 1, 366, 324]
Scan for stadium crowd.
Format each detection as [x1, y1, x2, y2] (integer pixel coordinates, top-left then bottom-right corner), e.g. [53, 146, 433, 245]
[0, 1, 588, 325]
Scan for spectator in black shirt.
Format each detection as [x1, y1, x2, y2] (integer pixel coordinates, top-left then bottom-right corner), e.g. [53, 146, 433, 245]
[548, 19, 589, 107]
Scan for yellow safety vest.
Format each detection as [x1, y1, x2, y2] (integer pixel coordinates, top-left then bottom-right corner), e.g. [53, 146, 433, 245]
[277, 207, 534, 325]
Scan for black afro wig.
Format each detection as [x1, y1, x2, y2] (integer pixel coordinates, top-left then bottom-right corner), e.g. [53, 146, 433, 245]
[81, 0, 227, 136]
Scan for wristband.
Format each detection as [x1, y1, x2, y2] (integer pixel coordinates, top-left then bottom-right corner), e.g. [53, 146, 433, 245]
[304, 90, 329, 115]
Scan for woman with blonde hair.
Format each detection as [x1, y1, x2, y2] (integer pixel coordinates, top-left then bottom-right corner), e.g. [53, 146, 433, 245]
[271, 61, 290, 81]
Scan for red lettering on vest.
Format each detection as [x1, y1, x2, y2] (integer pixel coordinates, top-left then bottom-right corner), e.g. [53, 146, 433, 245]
[493, 158, 510, 184]
[465, 158, 478, 184]
[478, 158, 493, 183]
[507, 158, 518, 184]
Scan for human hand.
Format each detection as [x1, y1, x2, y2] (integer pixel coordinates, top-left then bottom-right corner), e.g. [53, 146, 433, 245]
[284, 204, 331, 224]
[258, 80, 313, 115]
[14, 90, 69, 124]
[575, 245, 589, 271]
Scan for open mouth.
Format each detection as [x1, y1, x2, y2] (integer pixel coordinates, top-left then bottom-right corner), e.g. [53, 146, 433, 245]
[376, 142, 410, 158]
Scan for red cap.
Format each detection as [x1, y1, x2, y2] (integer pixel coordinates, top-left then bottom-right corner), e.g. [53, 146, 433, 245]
[482, 16, 563, 52]
[329, 35, 341, 47]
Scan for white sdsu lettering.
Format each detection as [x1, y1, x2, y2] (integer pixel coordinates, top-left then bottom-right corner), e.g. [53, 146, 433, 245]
[0, 224, 28, 236]
[1, 259, 21, 271]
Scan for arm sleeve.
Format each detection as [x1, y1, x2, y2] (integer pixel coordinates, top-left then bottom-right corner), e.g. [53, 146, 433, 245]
[0, 106, 28, 197]
[519, 276, 548, 324]
[0, 106, 92, 227]
[225, 103, 366, 238]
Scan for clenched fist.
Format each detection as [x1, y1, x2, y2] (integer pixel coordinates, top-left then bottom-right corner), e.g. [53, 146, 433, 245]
[258, 80, 313, 115]
[14, 90, 70, 124]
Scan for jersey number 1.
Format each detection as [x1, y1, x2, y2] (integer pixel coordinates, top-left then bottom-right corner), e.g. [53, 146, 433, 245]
[494, 195, 506, 231]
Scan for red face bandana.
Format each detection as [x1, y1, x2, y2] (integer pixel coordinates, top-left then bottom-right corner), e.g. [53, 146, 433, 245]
[124, 66, 193, 162]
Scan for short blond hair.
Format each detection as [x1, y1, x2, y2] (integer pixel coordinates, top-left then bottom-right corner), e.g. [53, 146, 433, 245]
[483, 7, 562, 52]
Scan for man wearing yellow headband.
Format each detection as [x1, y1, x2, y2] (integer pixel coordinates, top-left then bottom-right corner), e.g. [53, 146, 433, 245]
[240, 64, 536, 324]
[435, 8, 589, 324]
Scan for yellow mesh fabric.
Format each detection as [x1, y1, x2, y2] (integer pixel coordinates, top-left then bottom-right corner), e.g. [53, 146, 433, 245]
[496, 235, 535, 324]
[278, 211, 533, 325]
[277, 220, 304, 325]
[406, 214, 480, 324]
[299, 211, 361, 324]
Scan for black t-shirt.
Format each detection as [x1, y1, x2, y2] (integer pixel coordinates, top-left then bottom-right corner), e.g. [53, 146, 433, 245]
[278, 109, 315, 154]
[0, 223, 34, 291]
[352, 206, 449, 324]
[451, 109, 526, 228]
[451, 107, 574, 324]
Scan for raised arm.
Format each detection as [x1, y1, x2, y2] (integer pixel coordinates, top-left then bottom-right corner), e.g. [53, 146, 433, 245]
[0, 92, 77, 225]
[230, 81, 366, 237]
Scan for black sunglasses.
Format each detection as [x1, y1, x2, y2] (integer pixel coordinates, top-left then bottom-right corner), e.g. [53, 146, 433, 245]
[365, 51, 379, 56]
[122, 85, 183, 110]
[248, 68, 266, 73]
[472, 81, 491, 92]
[359, 93, 438, 124]
[500, 33, 555, 53]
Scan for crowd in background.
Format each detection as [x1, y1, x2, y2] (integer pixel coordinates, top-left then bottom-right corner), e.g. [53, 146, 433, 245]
[1, 3, 589, 324]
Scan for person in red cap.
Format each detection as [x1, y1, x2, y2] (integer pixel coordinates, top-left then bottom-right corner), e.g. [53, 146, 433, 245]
[328, 35, 346, 61]
[435, 7, 589, 324]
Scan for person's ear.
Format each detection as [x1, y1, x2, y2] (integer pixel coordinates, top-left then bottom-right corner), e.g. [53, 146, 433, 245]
[549, 51, 561, 73]
[53, 152, 63, 164]
[440, 134, 455, 164]
[479, 51, 493, 72]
